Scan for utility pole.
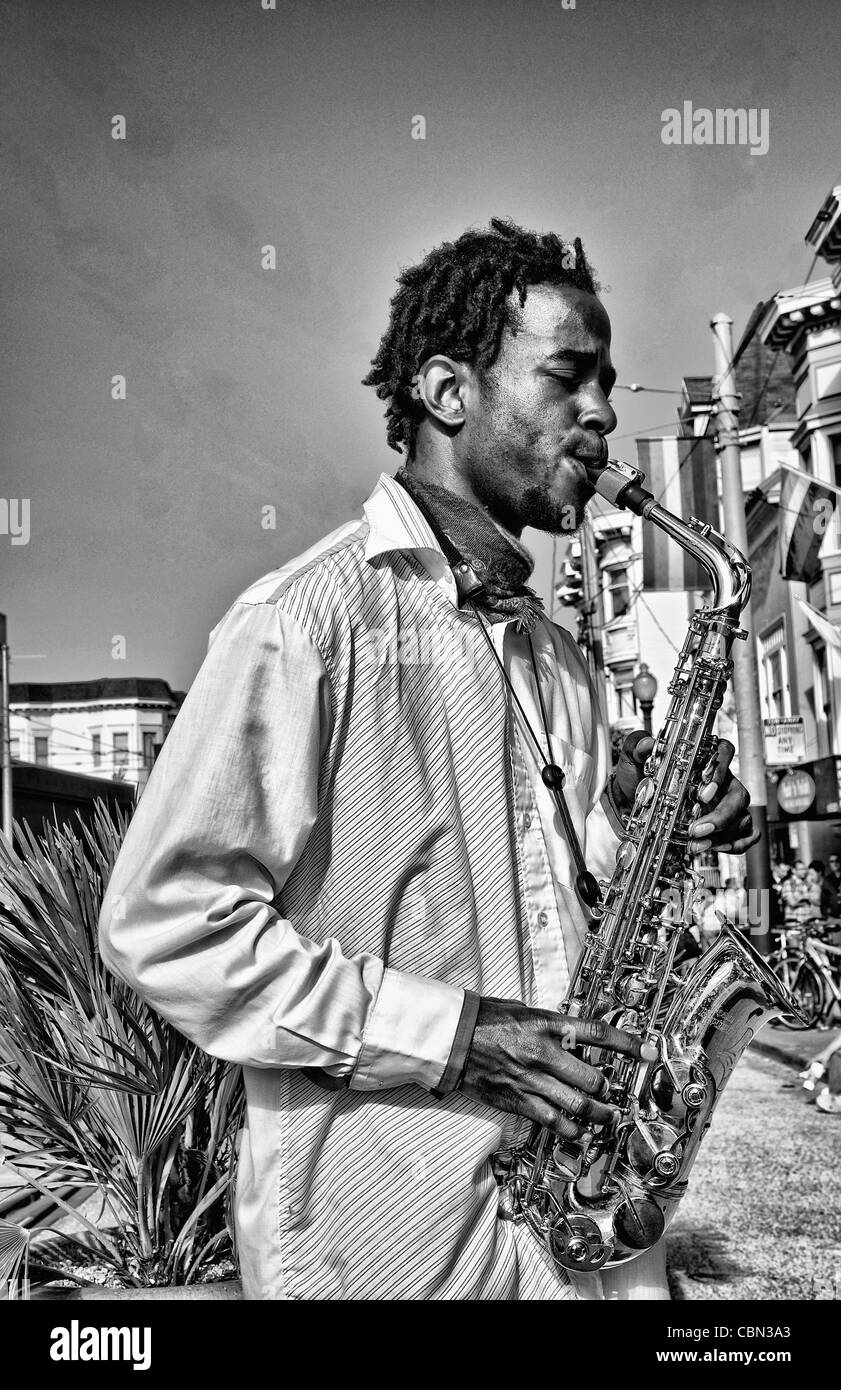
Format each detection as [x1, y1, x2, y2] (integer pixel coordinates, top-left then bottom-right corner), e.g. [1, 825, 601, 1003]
[0, 613, 12, 843]
[711, 314, 772, 955]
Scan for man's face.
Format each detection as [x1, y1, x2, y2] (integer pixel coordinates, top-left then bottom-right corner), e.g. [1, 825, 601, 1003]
[454, 283, 617, 534]
[829, 856, 839, 874]
[794, 860, 807, 879]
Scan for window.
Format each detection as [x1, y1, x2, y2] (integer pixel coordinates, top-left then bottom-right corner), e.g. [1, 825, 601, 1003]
[142, 731, 159, 771]
[760, 623, 790, 719]
[606, 566, 630, 620]
[34, 735, 49, 767]
[610, 665, 637, 724]
[9, 735, 20, 760]
[615, 681, 636, 720]
[767, 650, 785, 716]
[113, 732, 129, 768]
[91, 733, 101, 768]
[829, 571, 841, 606]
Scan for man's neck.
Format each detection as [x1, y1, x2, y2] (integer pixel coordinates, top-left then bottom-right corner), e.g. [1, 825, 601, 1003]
[405, 454, 523, 540]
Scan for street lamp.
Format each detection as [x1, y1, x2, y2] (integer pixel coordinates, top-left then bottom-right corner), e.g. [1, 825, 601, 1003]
[633, 662, 658, 736]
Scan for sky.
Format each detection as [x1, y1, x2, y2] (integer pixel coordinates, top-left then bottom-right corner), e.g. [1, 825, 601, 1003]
[2, 0, 840, 690]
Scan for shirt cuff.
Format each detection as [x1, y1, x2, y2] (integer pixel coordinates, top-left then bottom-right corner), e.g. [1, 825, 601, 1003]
[429, 989, 482, 1099]
[349, 968, 467, 1093]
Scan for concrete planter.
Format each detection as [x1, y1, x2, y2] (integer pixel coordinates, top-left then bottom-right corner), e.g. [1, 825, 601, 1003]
[32, 1280, 242, 1301]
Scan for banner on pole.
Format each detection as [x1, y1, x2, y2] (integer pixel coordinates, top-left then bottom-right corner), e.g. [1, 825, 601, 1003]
[797, 597, 841, 650]
[778, 465, 836, 583]
[636, 437, 719, 590]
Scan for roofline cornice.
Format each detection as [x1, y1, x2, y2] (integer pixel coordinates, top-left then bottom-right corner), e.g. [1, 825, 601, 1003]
[758, 278, 841, 351]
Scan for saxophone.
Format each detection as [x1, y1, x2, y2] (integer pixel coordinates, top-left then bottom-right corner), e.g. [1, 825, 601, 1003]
[493, 457, 802, 1272]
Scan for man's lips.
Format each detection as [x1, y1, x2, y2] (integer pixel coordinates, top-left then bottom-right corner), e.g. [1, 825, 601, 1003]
[569, 438, 609, 470]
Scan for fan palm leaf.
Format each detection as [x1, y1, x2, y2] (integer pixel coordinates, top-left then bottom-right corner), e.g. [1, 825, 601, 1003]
[0, 804, 244, 1285]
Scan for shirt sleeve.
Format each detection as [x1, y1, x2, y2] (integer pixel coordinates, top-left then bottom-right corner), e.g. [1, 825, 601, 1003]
[98, 599, 464, 1093]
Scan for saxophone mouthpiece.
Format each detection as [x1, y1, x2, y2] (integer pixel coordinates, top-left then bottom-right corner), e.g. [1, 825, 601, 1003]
[589, 458, 654, 515]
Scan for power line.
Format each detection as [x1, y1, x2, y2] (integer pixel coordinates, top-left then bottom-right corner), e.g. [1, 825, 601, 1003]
[610, 229, 834, 456]
[607, 419, 685, 447]
[637, 590, 683, 657]
[614, 384, 683, 396]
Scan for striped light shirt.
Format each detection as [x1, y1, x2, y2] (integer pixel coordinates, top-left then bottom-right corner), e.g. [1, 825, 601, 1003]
[99, 470, 624, 1300]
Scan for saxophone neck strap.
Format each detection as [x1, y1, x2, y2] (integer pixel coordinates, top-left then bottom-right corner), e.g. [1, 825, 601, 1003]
[470, 610, 601, 912]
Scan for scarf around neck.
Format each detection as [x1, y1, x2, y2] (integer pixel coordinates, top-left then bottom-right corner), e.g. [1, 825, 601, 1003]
[394, 468, 546, 632]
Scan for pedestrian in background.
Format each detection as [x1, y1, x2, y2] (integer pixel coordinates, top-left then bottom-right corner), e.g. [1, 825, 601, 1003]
[800, 1031, 841, 1116]
[821, 853, 841, 920]
[781, 859, 821, 931]
[825, 852, 841, 890]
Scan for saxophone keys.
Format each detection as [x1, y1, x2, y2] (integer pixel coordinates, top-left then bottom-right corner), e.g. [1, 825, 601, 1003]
[546, 1213, 610, 1272]
[681, 1081, 708, 1109]
[625, 1120, 682, 1180]
[550, 1138, 586, 1182]
[634, 776, 657, 808]
[614, 1195, 666, 1251]
[653, 1151, 681, 1178]
[615, 838, 637, 870]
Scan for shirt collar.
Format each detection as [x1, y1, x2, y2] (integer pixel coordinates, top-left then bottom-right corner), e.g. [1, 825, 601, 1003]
[361, 472, 551, 633]
[362, 472, 459, 604]
[363, 471, 443, 562]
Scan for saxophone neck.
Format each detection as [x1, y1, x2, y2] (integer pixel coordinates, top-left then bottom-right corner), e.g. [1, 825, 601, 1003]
[591, 458, 751, 619]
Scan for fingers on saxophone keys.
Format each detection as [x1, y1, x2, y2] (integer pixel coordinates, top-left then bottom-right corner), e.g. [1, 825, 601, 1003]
[546, 1048, 610, 1099]
[544, 1110, 587, 1143]
[698, 780, 719, 805]
[568, 1017, 658, 1064]
[543, 1080, 620, 1129]
[729, 827, 762, 854]
[716, 811, 757, 853]
[521, 1095, 587, 1141]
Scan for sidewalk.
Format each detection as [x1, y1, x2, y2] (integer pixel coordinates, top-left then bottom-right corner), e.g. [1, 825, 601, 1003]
[750, 1023, 840, 1071]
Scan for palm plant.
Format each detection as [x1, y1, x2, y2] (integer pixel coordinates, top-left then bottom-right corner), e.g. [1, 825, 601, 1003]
[0, 804, 244, 1288]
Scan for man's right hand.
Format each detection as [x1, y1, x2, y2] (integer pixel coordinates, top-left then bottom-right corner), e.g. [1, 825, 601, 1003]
[459, 995, 658, 1140]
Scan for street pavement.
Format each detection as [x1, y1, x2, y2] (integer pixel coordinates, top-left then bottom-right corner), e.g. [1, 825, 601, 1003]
[666, 1038, 841, 1300]
[751, 1022, 837, 1072]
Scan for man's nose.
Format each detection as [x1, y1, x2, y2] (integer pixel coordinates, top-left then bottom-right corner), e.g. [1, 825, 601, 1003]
[578, 389, 617, 437]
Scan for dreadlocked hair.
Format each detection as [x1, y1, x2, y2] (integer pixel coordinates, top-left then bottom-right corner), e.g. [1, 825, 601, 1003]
[362, 216, 600, 458]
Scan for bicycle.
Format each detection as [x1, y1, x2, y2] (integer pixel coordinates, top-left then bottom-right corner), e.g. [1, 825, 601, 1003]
[769, 919, 841, 1031]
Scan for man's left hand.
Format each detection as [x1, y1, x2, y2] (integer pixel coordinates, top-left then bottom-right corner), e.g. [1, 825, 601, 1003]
[611, 731, 760, 855]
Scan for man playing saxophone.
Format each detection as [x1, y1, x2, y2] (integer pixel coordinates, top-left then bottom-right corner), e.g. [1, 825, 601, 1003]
[99, 218, 757, 1301]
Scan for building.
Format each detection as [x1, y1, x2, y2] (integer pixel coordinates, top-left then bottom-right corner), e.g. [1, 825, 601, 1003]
[10, 678, 185, 792]
[752, 181, 841, 863]
[557, 352, 797, 751]
[559, 180, 841, 869]
[10, 761, 136, 839]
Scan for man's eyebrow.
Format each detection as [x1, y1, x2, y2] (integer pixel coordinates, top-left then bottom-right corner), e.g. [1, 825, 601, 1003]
[544, 348, 595, 364]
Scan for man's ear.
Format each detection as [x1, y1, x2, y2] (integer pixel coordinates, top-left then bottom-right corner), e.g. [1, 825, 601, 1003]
[412, 355, 469, 430]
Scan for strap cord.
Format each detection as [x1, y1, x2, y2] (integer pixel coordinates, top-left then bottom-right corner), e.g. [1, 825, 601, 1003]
[469, 604, 601, 911]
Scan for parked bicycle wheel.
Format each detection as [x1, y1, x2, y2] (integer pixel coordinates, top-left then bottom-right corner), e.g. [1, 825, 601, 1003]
[770, 953, 824, 1030]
